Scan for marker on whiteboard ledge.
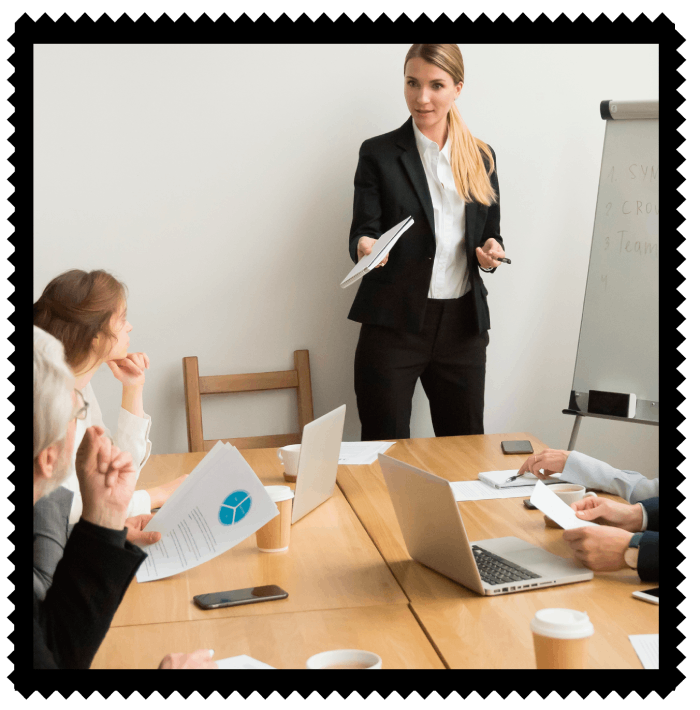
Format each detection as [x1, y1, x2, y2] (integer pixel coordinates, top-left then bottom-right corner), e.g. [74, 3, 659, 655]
[496, 256, 512, 264]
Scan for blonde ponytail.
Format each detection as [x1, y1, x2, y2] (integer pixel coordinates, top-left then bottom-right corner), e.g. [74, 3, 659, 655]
[448, 104, 497, 206]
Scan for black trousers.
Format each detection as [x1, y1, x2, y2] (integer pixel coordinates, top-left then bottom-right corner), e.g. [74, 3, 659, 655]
[354, 293, 488, 441]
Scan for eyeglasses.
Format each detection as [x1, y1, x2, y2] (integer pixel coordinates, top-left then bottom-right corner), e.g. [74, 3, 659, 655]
[72, 389, 89, 421]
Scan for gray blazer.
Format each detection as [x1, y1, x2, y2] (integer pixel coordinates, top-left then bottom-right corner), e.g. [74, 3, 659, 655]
[33, 487, 74, 601]
[561, 451, 659, 504]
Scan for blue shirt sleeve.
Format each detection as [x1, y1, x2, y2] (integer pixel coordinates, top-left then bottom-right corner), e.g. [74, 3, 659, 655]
[561, 451, 659, 503]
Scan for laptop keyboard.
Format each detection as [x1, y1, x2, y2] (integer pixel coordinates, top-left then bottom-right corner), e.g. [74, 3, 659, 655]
[471, 545, 541, 587]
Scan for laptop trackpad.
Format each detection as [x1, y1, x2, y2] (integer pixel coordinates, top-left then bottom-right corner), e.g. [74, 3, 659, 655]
[508, 547, 561, 569]
[475, 536, 582, 572]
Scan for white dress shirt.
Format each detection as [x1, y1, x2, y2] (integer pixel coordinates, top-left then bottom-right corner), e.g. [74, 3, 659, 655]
[412, 119, 470, 300]
[62, 381, 153, 524]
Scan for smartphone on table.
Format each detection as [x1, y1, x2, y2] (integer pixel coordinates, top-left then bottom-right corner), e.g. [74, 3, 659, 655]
[193, 585, 288, 610]
[632, 587, 659, 605]
[501, 440, 534, 455]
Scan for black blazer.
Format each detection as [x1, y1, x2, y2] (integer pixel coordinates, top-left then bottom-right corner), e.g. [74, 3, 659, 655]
[637, 497, 659, 583]
[348, 117, 504, 334]
[33, 519, 146, 669]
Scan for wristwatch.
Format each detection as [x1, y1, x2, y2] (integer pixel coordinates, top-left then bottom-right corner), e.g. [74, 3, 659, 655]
[624, 532, 644, 569]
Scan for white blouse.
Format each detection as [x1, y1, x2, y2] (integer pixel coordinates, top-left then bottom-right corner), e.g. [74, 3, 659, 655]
[62, 381, 152, 524]
[412, 119, 470, 300]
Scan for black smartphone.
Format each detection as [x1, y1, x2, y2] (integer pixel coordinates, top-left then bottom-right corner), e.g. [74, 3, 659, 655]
[501, 440, 534, 455]
[193, 585, 289, 610]
[523, 499, 537, 510]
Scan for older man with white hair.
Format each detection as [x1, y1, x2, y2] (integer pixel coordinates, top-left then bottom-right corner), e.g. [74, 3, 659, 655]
[33, 327, 217, 669]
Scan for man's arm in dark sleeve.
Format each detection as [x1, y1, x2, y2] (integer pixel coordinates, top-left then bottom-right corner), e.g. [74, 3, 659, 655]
[635, 497, 659, 582]
[349, 143, 383, 264]
[36, 518, 146, 669]
[639, 497, 659, 532]
[637, 531, 659, 582]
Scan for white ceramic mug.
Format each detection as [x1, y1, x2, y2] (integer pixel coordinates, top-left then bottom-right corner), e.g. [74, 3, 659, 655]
[306, 649, 382, 670]
[544, 484, 597, 528]
[277, 444, 301, 481]
[547, 483, 598, 506]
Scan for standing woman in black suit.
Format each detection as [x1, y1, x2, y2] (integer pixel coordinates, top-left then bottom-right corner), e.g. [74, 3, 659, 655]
[348, 44, 507, 441]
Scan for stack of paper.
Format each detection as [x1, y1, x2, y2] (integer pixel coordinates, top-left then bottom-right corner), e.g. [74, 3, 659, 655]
[629, 634, 659, 669]
[450, 480, 539, 502]
[478, 470, 561, 489]
[136, 442, 279, 583]
[338, 441, 395, 465]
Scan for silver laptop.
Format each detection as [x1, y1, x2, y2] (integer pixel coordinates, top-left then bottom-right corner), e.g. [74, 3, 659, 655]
[378, 454, 593, 596]
[291, 404, 346, 524]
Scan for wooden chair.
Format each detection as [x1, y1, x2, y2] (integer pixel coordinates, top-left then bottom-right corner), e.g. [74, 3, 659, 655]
[182, 350, 314, 452]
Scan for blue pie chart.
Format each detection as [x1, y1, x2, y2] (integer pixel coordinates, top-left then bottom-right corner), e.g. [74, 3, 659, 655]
[218, 490, 252, 526]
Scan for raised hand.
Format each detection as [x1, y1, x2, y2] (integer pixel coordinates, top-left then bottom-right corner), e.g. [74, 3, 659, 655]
[75, 426, 137, 531]
[107, 351, 150, 388]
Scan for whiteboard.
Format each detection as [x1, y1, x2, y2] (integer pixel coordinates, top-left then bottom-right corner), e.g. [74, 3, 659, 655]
[570, 103, 659, 418]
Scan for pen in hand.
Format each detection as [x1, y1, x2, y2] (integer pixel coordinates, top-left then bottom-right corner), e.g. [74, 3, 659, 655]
[496, 257, 512, 264]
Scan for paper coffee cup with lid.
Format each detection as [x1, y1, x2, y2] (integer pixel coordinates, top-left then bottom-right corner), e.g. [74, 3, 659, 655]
[530, 608, 594, 669]
[306, 649, 382, 669]
[256, 486, 294, 552]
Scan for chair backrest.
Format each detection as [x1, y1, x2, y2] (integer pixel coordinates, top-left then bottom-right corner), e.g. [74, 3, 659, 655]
[182, 350, 314, 452]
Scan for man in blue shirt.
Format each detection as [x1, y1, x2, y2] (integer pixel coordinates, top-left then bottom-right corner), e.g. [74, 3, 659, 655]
[517, 449, 659, 581]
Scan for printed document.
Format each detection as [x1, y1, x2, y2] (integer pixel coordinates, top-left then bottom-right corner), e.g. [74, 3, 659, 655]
[529, 481, 598, 530]
[629, 634, 659, 669]
[339, 441, 395, 465]
[136, 442, 279, 582]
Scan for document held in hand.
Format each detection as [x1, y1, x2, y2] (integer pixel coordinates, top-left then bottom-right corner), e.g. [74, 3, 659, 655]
[341, 216, 414, 289]
[136, 442, 280, 582]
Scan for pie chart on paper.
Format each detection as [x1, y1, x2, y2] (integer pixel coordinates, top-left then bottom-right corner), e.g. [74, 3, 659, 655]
[218, 490, 252, 526]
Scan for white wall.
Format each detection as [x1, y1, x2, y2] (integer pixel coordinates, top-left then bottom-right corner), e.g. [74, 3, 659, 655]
[33, 43, 659, 477]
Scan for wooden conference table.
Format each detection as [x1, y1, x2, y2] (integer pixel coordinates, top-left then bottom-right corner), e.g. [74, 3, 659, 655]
[91, 434, 658, 669]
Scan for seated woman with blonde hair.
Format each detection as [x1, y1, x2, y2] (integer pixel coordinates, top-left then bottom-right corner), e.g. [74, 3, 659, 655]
[33, 269, 186, 525]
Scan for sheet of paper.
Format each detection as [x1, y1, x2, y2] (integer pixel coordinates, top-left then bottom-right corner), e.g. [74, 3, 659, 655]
[478, 469, 561, 489]
[450, 480, 539, 501]
[629, 634, 659, 669]
[529, 481, 598, 530]
[216, 654, 276, 670]
[338, 441, 395, 465]
[136, 444, 280, 582]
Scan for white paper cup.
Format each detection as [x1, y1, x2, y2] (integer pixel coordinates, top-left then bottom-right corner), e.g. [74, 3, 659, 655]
[256, 486, 295, 552]
[306, 649, 382, 670]
[277, 444, 301, 482]
[531, 608, 594, 669]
